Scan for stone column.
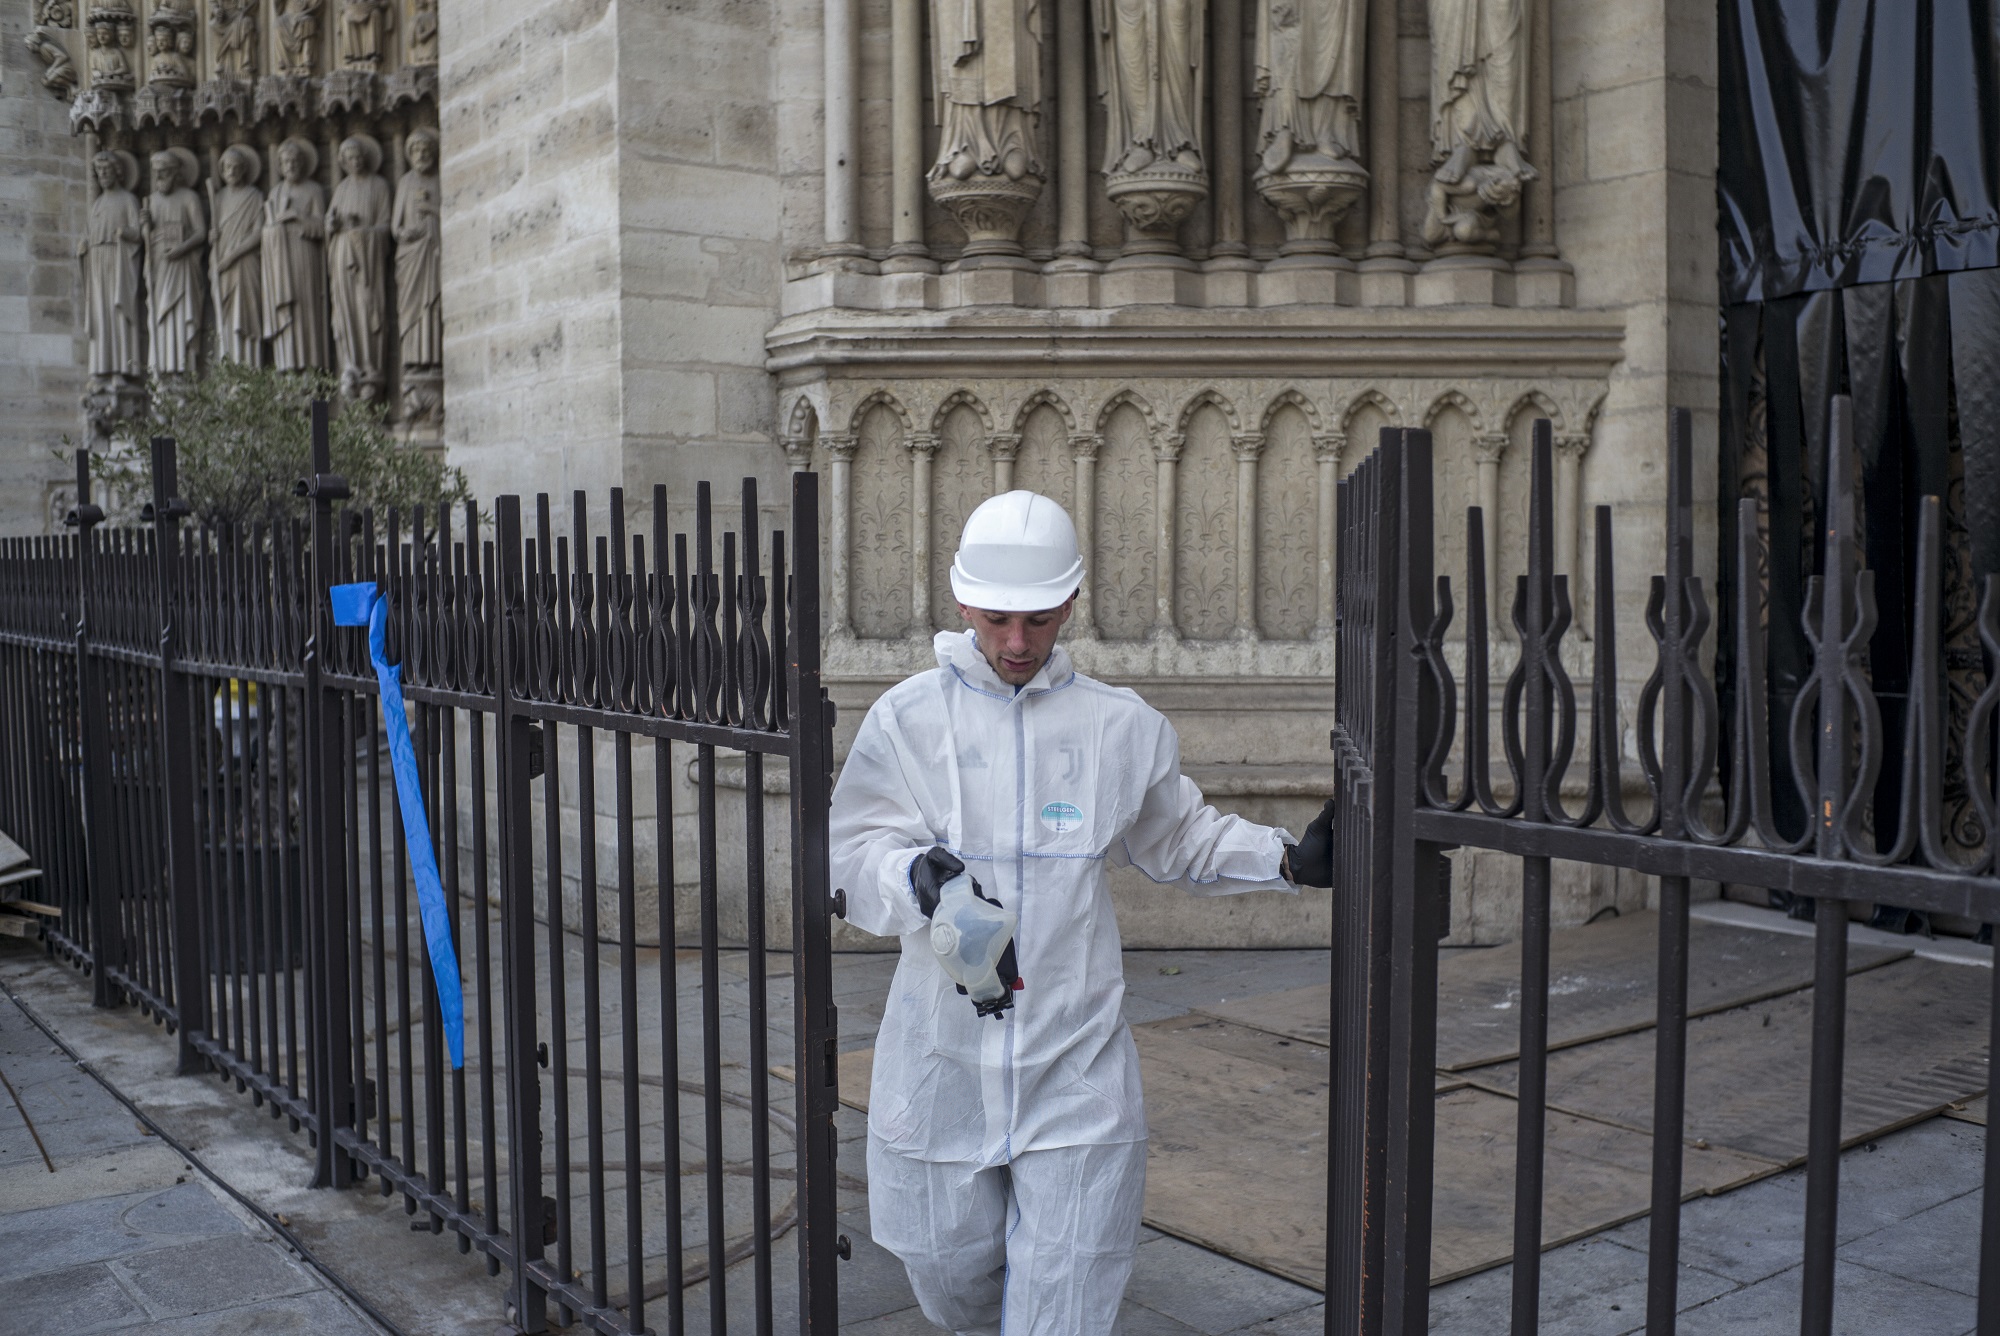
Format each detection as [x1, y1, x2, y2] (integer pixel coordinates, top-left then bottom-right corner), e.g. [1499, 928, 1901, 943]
[1555, 430, 1588, 608]
[887, 0, 932, 271]
[824, 433, 858, 634]
[1357, 0, 1413, 305]
[1314, 431, 1344, 636]
[1513, 0, 1573, 305]
[1475, 431, 1506, 631]
[823, 0, 865, 260]
[1070, 433, 1101, 636]
[1053, 0, 1095, 263]
[1154, 433, 1183, 637]
[989, 432, 1020, 492]
[909, 432, 939, 627]
[1233, 431, 1263, 637]
[1210, 0, 1250, 261]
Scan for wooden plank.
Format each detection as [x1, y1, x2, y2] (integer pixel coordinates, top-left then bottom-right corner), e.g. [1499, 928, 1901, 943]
[1469, 956, 1991, 1165]
[1, 898, 58, 917]
[1945, 1094, 1988, 1127]
[1197, 911, 1910, 1071]
[0, 829, 30, 874]
[0, 866, 42, 891]
[1131, 1024, 1772, 1289]
[0, 913, 38, 939]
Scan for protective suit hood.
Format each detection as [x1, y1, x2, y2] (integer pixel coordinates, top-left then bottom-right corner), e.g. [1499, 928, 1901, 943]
[933, 627, 1073, 697]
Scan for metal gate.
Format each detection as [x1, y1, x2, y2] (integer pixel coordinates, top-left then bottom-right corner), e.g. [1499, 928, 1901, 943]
[0, 412, 844, 1334]
[1326, 403, 2000, 1335]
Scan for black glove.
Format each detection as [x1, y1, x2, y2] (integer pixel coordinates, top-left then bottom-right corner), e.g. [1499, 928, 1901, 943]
[1285, 798, 1336, 888]
[910, 845, 1022, 1011]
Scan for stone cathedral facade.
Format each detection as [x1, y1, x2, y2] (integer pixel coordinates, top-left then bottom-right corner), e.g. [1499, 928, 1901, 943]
[3, 0, 1720, 943]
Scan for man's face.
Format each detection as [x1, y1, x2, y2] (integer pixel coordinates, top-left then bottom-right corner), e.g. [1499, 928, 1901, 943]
[959, 596, 1075, 687]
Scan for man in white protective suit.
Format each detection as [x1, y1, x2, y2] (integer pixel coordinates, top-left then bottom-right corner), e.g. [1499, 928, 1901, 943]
[831, 490, 1337, 1335]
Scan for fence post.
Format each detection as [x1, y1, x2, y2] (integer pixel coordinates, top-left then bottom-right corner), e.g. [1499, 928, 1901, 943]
[493, 496, 548, 1332]
[149, 438, 207, 1073]
[67, 448, 123, 1008]
[299, 400, 355, 1189]
[789, 469, 841, 1334]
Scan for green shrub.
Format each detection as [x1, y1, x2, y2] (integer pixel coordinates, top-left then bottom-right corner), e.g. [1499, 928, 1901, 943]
[88, 363, 472, 532]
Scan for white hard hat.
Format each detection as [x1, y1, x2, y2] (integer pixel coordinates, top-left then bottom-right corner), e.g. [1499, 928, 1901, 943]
[949, 490, 1085, 612]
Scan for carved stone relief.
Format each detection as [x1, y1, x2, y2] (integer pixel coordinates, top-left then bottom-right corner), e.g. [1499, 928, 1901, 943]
[1175, 403, 1238, 638]
[339, 0, 392, 70]
[1094, 401, 1158, 639]
[931, 403, 993, 628]
[273, 0, 320, 75]
[1098, 0, 1209, 252]
[1254, 0, 1367, 252]
[928, 0, 1045, 257]
[27, 30, 78, 96]
[209, 0, 256, 76]
[1423, 0, 1536, 252]
[852, 403, 915, 639]
[1257, 402, 1317, 638]
[1012, 404, 1075, 513]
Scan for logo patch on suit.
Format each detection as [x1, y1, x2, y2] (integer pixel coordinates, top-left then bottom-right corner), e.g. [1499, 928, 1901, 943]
[1040, 801, 1083, 834]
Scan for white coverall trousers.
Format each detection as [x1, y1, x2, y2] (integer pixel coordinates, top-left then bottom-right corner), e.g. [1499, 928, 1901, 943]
[867, 1133, 1149, 1336]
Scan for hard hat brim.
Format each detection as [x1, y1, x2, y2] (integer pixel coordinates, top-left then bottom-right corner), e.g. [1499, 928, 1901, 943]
[949, 558, 1084, 614]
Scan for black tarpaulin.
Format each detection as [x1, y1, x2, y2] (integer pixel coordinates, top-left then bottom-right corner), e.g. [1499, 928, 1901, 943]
[1719, 0, 2000, 304]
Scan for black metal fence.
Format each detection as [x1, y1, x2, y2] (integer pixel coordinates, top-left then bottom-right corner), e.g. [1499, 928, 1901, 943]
[0, 413, 843, 1335]
[1327, 402, 2000, 1336]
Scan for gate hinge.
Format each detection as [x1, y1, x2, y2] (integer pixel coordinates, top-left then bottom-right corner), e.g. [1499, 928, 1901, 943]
[831, 887, 846, 919]
[526, 724, 545, 779]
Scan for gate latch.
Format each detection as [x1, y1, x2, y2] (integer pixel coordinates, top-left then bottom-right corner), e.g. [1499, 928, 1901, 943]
[831, 887, 847, 919]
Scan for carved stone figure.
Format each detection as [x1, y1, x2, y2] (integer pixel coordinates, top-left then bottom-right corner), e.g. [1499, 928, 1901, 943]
[87, 21, 133, 90]
[210, 143, 264, 364]
[145, 25, 194, 87]
[326, 133, 390, 400]
[1096, 0, 1208, 249]
[408, 0, 437, 65]
[261, 136, 329, 370]
[926, 0, 1044, 256]
[338, 0, 392, 70]
[1254, 0, 1368, 249]
[80, 150, 143, 381]
[36, 1, 75, 27]
[393, 130, 441, 371]
[151, 0, 196, 27]
[26, 29, 77, 96]
[1422, 0, 1535, 250]
[210, 0, 256, 77]
[273, 0, 321, 76]
[143, 147, 205, 374]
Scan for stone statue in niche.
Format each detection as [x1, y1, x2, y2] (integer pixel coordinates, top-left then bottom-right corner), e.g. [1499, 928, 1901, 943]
[926, 0, 1044, 257]
[36, 1, 75, 26]
[338, 0, 393, 71]
[1096, 0, 1208, 252]
[81, 149, 143, 382]
[87, 21, 134, 90]
[393, 131, 441, 369]
[261, 136, 329, 370]
[1422, 0, 1535, 251]
[273, 0, 321, 76]
[145, 25, 195, 86]
[1254, 0, 1368, 252]
[26, 29, 78, 96]
[209, 143, 265, 364]
[143, 146, 205, 374]
[408, 0, 437, 66]
[326, 133, 390, 401]
[210, 0, 256, 77]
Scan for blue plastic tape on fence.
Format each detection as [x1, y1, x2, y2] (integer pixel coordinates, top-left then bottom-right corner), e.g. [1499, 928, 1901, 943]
[330, 580, 466, 1069]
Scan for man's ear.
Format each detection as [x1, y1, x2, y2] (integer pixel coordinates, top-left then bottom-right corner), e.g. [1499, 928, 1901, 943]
[958, 601, 976, 626]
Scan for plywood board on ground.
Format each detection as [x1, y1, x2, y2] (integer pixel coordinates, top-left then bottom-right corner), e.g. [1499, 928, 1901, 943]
[1132, 1025, 1771, 1288]
[1946, 1094, 1988, 1126]
[1197, 911, 1909, 1071]
[1468, 956, 1990, 1165]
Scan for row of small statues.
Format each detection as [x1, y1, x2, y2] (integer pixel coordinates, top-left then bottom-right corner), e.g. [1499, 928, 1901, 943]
[28, 0, 435, 95]
[82, 129, 441, 408]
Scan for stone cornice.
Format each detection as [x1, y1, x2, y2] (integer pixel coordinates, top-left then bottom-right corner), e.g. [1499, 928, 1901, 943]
[766, 306, 1626, 383]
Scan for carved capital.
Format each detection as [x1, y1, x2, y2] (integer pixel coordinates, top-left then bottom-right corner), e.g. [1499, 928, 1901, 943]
[1473, 433, 1509, 467]
[1312, 433, 1347, 467]
[1555, 433, 1591, 462]
[1154, 433, 1185, 464]
[1232, 432, 1266, 463]
[927, 173, 1042, 258]
[985, 432, 1021, 463]
[1068, 432, 1102, 462]
[781, 435, 814, 469]
[905, 431, 940, 458]
[821, 433, 859, 463]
